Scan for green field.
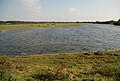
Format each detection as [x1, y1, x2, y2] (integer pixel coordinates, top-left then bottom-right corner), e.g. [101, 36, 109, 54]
[0, 50, 120, 81]
[0, 23, 80, 31]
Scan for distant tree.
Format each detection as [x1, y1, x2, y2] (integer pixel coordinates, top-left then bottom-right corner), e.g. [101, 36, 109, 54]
[76, 21, 79, 23]
[0, 21, 6, 24]
[118, 19, 120, 22]
[114, 19, 120, 26]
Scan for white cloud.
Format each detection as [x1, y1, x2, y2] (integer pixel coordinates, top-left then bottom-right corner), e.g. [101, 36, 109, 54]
[69, 8, 80, 15]
[20, 0, 41, 14]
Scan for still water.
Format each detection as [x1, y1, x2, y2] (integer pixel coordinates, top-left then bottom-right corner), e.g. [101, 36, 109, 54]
[0, 24, 120, 55]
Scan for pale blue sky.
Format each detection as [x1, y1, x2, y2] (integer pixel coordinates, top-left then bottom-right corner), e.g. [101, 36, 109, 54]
[0, 0, 120, 21]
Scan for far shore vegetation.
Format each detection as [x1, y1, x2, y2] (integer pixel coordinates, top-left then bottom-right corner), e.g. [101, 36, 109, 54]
[83, 19, 120, 26]
[0, 50, 120, 81]
[0, 21, 80, 31]
[0, 19, 120, 31]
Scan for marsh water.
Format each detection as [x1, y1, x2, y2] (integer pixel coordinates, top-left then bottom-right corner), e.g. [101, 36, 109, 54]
[0, 24, 120, 55]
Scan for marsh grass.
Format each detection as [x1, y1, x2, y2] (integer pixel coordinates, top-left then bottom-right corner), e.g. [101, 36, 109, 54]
[0, 23, 80, 31]
[0, 50, 120, 81]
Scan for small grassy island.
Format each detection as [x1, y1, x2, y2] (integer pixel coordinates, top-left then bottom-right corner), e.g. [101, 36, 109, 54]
[0, 50, 120, 81]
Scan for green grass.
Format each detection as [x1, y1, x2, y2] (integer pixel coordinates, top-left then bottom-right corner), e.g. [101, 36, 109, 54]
[0, 50, 120, 81]
[0, 23, 80, 31]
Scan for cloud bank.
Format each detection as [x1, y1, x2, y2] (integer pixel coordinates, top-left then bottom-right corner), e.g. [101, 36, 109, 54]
[69, 8, 80, 15]
[20, 0, 41, 13]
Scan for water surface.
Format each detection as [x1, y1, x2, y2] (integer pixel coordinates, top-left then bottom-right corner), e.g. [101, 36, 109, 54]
[0, 24, 120, 55]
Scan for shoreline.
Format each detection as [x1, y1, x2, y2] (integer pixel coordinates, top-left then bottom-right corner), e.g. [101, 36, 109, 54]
[0, 49, 120, 56]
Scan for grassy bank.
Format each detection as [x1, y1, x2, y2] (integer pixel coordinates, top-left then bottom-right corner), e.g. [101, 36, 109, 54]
[0, 50, 120, 81]
[0, 23, 80, 31]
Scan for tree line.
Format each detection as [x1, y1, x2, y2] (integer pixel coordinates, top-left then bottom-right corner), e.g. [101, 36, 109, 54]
[0, 21, 80, 25]
[0, 19, 120, 26]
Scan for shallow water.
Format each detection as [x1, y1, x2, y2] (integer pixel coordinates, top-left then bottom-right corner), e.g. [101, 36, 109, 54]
[0, 24, 120, 55]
